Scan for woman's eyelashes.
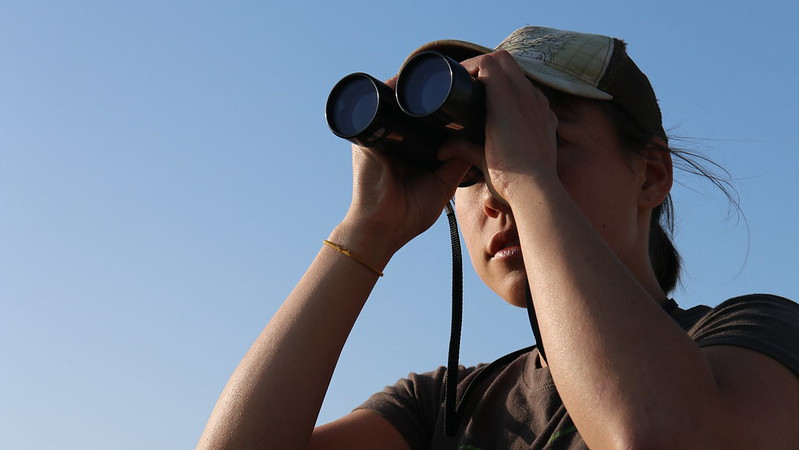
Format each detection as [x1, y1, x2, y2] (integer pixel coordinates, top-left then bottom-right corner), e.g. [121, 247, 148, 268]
[458, 166, 484, 188]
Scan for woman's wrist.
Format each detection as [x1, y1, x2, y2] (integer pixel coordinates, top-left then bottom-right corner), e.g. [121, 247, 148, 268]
[500, 170, 564, 210]
[327, 218, 400, 275]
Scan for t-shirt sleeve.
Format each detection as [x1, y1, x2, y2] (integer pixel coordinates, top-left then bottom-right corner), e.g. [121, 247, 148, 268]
[687, 294, 799, 375]
[355, 367, 447, 450]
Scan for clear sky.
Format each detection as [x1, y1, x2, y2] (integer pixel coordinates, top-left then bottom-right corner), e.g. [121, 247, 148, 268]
[1, 1, 796, 448]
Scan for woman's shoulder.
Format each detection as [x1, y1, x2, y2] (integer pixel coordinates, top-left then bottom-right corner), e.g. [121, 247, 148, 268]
[675, 293, 798, 327]
[679, 293, 799, 374]
[686, 293, 799, 328]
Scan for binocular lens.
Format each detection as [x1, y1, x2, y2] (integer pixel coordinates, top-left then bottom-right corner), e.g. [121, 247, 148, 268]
[326, 51, 482, 167]
[328, 75, 378, 137]
[398, 53, 452, 116]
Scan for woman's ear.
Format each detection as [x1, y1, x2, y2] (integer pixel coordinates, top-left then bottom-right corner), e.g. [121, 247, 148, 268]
[638, 137, 673, 209]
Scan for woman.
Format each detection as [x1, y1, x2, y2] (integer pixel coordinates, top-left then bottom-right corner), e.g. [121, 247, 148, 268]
[198, 26, 799, 449]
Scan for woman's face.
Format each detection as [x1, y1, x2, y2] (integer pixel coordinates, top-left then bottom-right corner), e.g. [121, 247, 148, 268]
[454, 98, 649, 307]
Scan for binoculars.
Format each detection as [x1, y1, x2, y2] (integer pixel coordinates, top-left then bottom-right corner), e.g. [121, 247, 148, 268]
[326, 51, 485, 168]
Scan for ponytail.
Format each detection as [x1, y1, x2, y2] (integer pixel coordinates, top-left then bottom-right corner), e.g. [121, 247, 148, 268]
[649, 198, 681, 293]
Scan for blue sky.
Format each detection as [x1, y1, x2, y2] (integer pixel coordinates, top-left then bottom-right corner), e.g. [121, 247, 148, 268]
[1, 1, 796, 448]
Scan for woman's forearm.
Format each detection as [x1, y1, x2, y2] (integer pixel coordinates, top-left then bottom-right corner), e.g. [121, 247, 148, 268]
[511, 180, 724, 449]
[198, 224, 393, 450]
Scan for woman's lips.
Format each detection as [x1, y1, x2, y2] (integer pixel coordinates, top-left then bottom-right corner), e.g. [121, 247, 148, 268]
[488, 230, 521, 258]
[493, 244, 522, 259]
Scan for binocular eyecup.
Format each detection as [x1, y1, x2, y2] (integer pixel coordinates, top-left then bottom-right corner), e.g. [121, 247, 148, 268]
[326, 51, 485, 168]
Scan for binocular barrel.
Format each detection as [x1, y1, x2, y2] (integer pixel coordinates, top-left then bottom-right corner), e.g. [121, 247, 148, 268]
[326, 51, 484, 167]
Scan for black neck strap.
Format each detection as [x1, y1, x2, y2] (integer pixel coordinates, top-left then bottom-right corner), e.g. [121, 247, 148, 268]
[443, 202, 463, 436]
[442, 202, 544, 436]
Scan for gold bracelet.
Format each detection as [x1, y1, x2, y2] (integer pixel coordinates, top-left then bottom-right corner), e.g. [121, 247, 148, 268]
[323, 240, 384, 277]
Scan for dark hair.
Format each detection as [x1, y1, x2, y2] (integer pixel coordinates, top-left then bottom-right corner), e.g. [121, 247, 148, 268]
[599, 102, 738, 294]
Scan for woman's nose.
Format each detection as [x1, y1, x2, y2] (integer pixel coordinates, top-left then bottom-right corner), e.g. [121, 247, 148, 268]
[482, 185, 511, 218]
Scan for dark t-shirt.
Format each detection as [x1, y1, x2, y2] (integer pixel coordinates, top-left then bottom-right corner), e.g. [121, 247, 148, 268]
[358, 294, 799, 449]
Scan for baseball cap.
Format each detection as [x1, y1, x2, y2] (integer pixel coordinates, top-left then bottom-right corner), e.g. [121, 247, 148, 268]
[404, 26, 666, 140]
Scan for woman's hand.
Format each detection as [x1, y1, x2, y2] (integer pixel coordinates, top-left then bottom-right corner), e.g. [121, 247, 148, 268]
[440, 51, 561, 205]
[342, 77, 471, 254]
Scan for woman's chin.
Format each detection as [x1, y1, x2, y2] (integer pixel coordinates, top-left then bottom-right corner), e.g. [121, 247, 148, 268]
[493, 271, 530, 308]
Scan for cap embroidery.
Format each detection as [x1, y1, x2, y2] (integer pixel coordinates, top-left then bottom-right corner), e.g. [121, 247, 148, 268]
[497, 29, 574, 64]
[495, 27, 612, 86]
